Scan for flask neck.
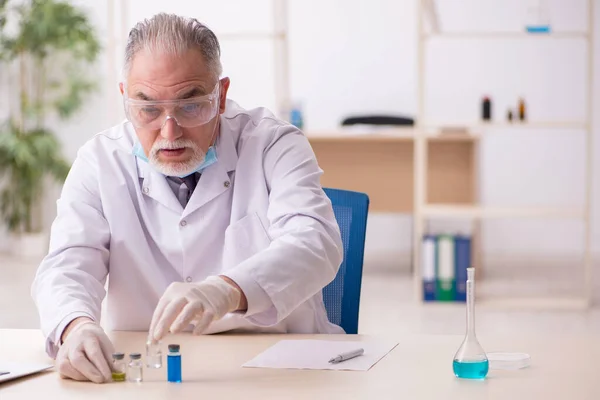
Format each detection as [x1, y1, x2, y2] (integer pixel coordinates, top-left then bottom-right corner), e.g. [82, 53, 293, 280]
[466, 279, 476, 336]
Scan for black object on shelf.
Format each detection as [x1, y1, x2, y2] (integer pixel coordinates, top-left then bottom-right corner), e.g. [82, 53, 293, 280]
[482, 97, 492, 121]
[518, 98, 526, 121]
[341, 115, 414, 126]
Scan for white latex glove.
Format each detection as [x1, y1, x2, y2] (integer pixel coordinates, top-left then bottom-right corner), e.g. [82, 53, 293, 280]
[150, 276, 241, 341]
[55, 321, 115, 384]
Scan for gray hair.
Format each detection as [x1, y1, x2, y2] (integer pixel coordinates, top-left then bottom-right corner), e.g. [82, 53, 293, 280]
[123, 13, 223, 81]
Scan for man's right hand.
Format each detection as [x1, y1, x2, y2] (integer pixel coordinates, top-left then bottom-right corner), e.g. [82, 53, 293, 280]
[56, 319, 114, 383]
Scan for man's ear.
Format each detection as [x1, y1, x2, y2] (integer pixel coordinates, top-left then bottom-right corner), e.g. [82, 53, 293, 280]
[119, 82, 124, 95]
[219, 77, 231, 114]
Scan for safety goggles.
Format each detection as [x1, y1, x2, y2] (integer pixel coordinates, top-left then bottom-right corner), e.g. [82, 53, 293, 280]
[124, 81, 220, 130]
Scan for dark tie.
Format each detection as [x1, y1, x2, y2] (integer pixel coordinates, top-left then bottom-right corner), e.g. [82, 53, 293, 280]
[181, 174, 198, 202]
[168, 173, 199, 206]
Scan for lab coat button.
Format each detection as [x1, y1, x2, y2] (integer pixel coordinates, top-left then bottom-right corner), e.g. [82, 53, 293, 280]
[185, 276, 192, 282]
[143, 187, 149, 194]
[224, 181, 230, 188]
[180, 220, 187, 227]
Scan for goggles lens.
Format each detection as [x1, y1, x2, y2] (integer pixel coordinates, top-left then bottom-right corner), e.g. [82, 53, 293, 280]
[124, 82, 220, 129]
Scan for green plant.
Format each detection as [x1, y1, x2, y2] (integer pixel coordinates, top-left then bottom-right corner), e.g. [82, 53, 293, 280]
[0, 0, 100, 234]
[0, 123, 71, 232]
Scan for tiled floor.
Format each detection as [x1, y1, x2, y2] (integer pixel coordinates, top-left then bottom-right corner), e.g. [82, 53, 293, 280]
[1, 254, 599, 336]
[0, 255, 40, 329]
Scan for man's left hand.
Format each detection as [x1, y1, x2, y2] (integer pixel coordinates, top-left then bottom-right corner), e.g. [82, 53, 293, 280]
[149, 276, 242, 341]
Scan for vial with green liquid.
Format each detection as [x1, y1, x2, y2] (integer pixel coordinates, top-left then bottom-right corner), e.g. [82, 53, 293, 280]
[452, 267, 489, 380]
[111, 352, 126, 382]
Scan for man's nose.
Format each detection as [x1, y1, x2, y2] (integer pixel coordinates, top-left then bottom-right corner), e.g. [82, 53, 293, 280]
[160, 117, 183, 141]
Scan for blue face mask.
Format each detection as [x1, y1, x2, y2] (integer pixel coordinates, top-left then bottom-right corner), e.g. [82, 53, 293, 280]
[132, 141, 218, 178]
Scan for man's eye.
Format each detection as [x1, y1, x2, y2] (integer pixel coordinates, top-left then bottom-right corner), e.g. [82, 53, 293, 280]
[181, 104, 200, 113]
[141, 107, 160, 114]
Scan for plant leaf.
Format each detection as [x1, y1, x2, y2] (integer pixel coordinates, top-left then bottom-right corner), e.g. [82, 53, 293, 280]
[0, 124, 71, 232]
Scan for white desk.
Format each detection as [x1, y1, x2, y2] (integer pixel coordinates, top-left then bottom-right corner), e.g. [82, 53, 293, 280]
[0, 330, 598, 399]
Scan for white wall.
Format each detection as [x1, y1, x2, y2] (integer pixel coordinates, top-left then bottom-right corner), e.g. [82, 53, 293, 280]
[1, 0, 599, 270]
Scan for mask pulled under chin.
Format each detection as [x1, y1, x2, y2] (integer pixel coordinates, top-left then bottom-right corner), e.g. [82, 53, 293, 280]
[132, 141, 218, 178]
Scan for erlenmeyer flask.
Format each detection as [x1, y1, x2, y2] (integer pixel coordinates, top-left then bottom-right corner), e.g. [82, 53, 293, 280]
[452, 267, 489, 379]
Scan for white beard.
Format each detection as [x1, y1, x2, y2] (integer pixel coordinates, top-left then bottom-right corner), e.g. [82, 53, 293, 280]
[149, 138, 205, 177]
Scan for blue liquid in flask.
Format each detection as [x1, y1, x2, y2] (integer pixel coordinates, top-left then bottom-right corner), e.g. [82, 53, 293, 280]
[452, 268, 489, 380]
[453, 360, 489, 380]
[526, 25, 551, 33]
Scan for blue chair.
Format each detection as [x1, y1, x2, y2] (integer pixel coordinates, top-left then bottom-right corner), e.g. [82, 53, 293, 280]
[322, 188, 370, 334]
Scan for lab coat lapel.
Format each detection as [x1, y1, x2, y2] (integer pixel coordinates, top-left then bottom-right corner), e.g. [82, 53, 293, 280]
[182, 127, 238, 219]
[136, 158, 184, 214]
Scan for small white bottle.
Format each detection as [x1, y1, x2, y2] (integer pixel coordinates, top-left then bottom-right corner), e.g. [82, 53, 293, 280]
[146, 339, 162, 368]
[128, 353, 143, 382]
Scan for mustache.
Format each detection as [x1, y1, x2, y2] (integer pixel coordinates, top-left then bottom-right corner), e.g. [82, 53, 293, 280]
[152, 139, 198, 151]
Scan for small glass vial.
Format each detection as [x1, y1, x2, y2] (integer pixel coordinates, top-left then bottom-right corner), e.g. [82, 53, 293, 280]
[128, 353, 143, 382]
[111, 352, 126, 382]
[146, 338, 162, 368]
[167, 344, 182, 383]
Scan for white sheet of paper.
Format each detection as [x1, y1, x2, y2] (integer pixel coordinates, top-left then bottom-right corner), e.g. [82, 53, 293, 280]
[0, 362, 53, 383]
[242, 340, 398, 371]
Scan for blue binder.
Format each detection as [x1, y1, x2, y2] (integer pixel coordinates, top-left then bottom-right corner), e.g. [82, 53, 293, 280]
[422, 235, 437, 301]
[454, 235, 471, 302]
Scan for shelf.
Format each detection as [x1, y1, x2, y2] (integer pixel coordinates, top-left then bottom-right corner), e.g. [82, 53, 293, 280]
[477, 297, 589, 310]
[477, 121, 587, 130]
[422, 205, 585, 219]
[424, 121, 587, 131]
[425, 133, 481, 141]
[305, 128, 416, 142]
[305, 121, 585, 142]
[418, 296, 589, 310]
[305, 128, 481, 143]
[423, 31, 589, 40]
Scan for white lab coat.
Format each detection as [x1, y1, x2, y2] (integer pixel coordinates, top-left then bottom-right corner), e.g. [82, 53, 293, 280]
[32, 99, 345, 358]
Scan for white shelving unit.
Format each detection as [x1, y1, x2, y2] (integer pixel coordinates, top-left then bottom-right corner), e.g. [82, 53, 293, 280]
[424, 121, 588, 130]
[421, 205, 586, 219]
[414, 0, 595, 309]
[424, 32, 589, 39]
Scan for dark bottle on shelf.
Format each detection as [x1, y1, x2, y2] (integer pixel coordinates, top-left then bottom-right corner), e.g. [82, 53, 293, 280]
[518, 98, 526, 121]
[482, 97, 491, 121]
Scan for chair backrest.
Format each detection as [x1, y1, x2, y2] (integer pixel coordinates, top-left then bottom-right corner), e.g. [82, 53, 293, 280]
[322, 188, 370, 334]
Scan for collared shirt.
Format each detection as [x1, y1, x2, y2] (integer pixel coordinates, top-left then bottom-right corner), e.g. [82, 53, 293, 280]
[166, 173, 201, 208]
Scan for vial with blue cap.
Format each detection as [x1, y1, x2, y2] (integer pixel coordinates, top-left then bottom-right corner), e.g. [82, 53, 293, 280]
[167, 344, 182, 383]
